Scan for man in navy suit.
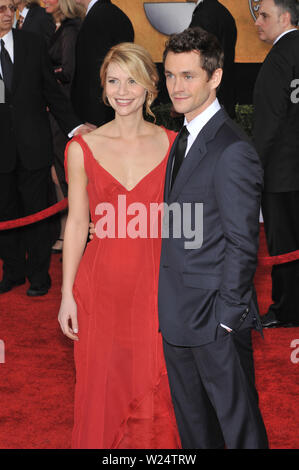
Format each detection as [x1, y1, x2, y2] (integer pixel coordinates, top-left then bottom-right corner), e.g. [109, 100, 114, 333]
[158, 27, 268, 449]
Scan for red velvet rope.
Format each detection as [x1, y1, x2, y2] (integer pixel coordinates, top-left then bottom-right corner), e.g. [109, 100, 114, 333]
[258, 249, 299, 267]
[0, 201, 298, 266]
[0, 198, 68, 230]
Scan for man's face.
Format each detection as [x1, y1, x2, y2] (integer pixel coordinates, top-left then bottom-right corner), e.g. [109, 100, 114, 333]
[255, 0, 289, 43]
[164, 50, 222, 122]
[0, 0, 14, 37]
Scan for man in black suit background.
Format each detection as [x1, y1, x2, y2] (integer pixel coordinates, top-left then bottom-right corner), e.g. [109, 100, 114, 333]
[0, 0, 89, 296]
[72, 0, 134, 127]
[253, 0, 299, 328]
[14, 0, 55, 44]
[189, 0, 237, 118]
[158, 27, 268, 449]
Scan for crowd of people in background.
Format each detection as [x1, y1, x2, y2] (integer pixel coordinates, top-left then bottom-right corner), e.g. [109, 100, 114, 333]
[0, 0, 133, 296]
[0, 0, 298, 317]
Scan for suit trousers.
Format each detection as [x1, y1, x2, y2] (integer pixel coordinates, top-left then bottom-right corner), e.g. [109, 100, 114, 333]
[162, 327, 269, 449]
[0, 157, 52, 286]
[262, 191, 299, 322]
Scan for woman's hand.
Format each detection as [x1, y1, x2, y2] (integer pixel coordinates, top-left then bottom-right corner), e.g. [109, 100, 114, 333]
[58, 294, 79, 341]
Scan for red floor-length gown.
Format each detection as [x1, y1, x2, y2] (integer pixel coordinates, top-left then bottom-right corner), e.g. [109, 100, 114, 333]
[65, 128, 181, 449]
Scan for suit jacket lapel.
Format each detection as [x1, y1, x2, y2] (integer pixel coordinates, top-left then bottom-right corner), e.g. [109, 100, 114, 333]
[168, 108, 228, 204]
[22, 6, 34, 30]
[11, 29, 26, 94]
[168, 135, 207, 204]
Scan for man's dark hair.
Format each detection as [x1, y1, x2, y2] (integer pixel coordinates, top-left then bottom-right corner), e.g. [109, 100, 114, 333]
[273, 0, 299, 26]
[163, 27, 224, 80]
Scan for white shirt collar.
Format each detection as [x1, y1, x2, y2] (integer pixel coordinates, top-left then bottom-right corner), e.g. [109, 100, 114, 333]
[196, 0, 204, 5]
[184, 98, 221, 139]
[18, 6, 29, 20]
[86, 0, 99, 15]
[183, 98, 221, 156]
[0, 29, 14, 61]
[0, 29, 14, 78]
[273, 28, 297, 45]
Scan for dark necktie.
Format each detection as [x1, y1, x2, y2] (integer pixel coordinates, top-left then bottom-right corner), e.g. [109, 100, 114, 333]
[171, 125, 189, 189]
[0, 39, 13, 91]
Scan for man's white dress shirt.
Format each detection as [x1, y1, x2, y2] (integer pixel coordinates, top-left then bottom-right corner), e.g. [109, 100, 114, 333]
[184, 98, 221, 157]
[0, 29, 14, 78]
[86, 0, 99, 16]
[273, 28, 297, 45]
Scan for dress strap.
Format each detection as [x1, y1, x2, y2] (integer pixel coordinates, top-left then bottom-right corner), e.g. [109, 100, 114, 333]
[160, 126, 178, 149]
[71, 134, 91, 155]
[64, 134, 92, 183]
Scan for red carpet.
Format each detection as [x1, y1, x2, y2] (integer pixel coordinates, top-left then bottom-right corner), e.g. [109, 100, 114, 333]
[0, 227, 298, 449]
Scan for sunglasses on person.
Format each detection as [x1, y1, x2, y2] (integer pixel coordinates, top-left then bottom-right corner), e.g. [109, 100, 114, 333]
[0, 4, 16, 13]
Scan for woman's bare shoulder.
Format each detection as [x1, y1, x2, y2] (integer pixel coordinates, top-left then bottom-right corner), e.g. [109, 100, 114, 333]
[66, 139, 85, 170]
[144, 122, 176, 145]
[87, 121, 115, 138]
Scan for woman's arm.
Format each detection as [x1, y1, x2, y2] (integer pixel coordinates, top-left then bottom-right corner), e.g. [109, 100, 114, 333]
[58, 141, 89, 340]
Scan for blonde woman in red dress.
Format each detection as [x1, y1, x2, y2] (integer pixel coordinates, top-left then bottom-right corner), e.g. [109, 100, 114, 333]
[58, 42, 180, 449]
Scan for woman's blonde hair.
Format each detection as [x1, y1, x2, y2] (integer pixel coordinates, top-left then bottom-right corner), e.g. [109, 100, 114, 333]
[100, 42, 159, 121]
[58, 0, 85, 20]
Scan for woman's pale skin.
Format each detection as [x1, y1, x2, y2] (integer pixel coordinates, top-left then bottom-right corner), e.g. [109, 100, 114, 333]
[58, 61, 170, 341]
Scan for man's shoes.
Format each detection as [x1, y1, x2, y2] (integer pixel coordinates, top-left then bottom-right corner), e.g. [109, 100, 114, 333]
[26, 285, 49, 296]
[261, 310, 299, 328]
[0, 276, 53, 296]
[27, 275, 51, 297]
[0, 278, 26, 294]
[261, 311, 282, 328]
